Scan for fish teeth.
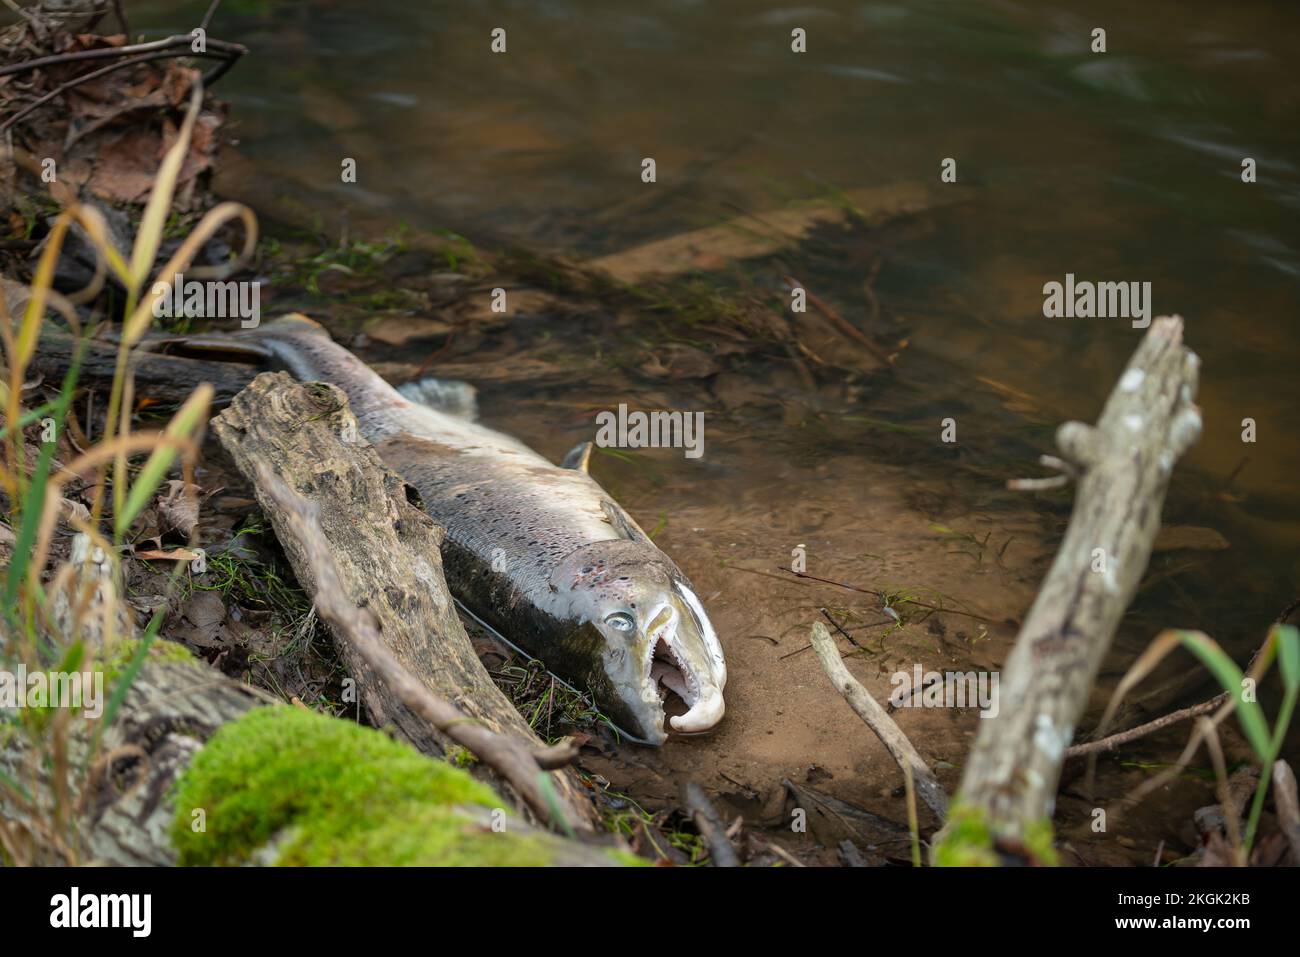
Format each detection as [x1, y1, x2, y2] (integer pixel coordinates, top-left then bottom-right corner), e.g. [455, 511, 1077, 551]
[670, 689, 725, 733]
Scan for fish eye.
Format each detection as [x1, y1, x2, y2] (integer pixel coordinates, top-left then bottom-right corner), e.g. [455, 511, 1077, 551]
[604, 612, 636, 634]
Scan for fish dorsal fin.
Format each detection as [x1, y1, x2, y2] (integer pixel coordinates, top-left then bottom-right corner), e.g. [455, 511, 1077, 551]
[397, 376, 479, 420]
[561, 440, 594, 473]
[600, 499, 654, 546]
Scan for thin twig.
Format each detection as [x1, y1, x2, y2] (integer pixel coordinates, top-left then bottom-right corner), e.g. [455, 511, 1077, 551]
[111, 0, 130, 36]
[199, 0, 222, 32]
[753, 838, 805, 868]
[1008, 453, 1078, 492]
[810, 621, 948, 820]
[1064, 692, 1228, 759]
[784, 274, 895, 367]
[0, 45, 243, 134]
[820, 607, 861, 648]
[2, 51, 171, 133]
[0, 33, 246, 78]
[778, 566, 996, 623]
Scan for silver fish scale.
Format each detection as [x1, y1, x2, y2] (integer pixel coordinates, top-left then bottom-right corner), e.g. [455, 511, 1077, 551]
[379, 440, 625, 609]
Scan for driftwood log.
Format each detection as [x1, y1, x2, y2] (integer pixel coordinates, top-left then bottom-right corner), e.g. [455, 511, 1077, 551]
[211, 372, 599, 832]
[934, 316, 1201, 862]
[34, 330, 259, 406]
[250, 462, 592, 833]
[0, 653, 621, 865]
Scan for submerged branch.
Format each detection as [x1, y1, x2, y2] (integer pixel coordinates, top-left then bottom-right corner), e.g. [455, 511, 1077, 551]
[810, 621, 948, 820]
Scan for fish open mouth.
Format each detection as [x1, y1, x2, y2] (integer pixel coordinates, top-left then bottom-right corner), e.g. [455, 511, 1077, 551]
[652, 637, 696, 707]
[643, 605, 724, 734]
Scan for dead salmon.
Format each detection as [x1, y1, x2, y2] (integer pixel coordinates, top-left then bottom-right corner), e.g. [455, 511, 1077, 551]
[229, 315, 726, 744]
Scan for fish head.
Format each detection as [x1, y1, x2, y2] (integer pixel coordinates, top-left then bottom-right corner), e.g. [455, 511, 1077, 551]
[551, 540, 726, 745]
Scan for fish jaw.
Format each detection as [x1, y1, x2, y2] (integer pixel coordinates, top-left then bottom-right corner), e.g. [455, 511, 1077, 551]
[601, 582, 726, 742]
[553, 543, 727, 744]
[655, 581, 726, 733]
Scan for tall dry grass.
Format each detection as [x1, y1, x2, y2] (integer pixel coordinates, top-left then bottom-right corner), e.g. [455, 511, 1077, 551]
[0, 80, 255, 864]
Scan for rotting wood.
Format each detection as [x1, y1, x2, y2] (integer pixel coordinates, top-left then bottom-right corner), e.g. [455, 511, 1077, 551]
[251, 461, 591, 834]
[0, 655, 622, 865]
[933, 315, 1202, 862]
[211, 371, 599, 832]
[0, 656, 271, 866]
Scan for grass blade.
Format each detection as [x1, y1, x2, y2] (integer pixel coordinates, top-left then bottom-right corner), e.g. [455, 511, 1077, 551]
[2, 341, 85, 614]
[126, 82, 203, 299]
[89, 611, 163, 758]
[1276, 624, 1300, 693]
[113, 384, 212, 539]
[1177, 631, 1271, 760]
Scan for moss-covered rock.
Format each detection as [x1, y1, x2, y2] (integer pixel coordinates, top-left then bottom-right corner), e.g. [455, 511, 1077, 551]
[170, 705, 632, 866]
[97, 635, 199, 687]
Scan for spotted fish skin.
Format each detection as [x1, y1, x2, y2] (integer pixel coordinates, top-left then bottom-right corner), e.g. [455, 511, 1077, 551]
[240, 316, 726, 743]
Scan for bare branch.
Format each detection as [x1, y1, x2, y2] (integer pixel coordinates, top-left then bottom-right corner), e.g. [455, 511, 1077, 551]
[1064, 693, 1228, 759]
[810, 621, 948, 820]
[936, 315, 1201, 860]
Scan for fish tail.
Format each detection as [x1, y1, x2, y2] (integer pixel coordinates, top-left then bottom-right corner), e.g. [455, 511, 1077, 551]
[236, 314, 353, 382]
[232, 314, 406, 424]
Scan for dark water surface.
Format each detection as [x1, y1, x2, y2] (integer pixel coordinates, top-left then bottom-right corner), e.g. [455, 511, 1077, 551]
[128, 0, 1299, 851]
[140, 0, 1298, 512]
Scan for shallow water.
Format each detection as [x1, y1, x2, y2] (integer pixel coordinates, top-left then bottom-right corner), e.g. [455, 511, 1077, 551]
[133, 0, 1298, 859]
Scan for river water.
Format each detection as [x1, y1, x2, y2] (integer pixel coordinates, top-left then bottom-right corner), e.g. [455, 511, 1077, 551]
[134, 0, 1298, 862]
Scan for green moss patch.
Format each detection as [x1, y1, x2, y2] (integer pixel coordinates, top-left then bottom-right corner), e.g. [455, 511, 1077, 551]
[931, 801, 1059, 867]
[931, 802, 1000, 867]
[98, 636, 198, 687]
[170, 706, 624, 866]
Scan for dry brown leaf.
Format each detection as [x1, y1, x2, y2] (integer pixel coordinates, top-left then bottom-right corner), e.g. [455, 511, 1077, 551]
[132, 547, 200, 562]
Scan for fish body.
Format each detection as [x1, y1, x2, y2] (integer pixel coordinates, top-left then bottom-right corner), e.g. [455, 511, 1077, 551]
[242, 316, 726, 744]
